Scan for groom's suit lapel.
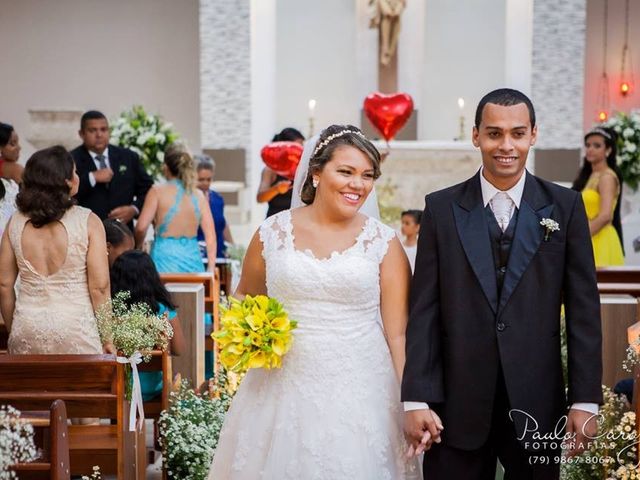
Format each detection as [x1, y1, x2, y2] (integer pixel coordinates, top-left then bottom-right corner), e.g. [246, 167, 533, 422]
[453, 172, 499, 314]
[498, 172, 554, 315]
[453, 171, 554, 316]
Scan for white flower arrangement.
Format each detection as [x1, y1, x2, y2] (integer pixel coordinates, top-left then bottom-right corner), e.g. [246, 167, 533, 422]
[96, 291, 174, 402]
[603, 110, 640, 190]
[159, 370, 240, 480]
[81, 465, 102, 480]
[0, 406, 37, 479]
[540, 218, 560, 241]
[110, 105, 180, 179]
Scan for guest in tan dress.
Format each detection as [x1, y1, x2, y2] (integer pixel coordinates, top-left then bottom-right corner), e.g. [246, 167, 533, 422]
[0, 145, 112, 354]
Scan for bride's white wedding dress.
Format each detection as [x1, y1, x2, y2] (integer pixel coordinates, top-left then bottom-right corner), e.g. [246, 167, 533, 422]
[208, 210, 421, 479]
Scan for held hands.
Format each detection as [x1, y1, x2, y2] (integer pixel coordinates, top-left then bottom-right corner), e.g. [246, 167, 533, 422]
[565, 408, 598, 457]
[404, 409, 444, 457]
[94, 168, 114, 183]
[108, 205, 137, 224]
[102, 342, 116, 354]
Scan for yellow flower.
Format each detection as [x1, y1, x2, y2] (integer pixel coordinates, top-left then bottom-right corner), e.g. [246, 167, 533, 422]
[212, 294, 297, 373]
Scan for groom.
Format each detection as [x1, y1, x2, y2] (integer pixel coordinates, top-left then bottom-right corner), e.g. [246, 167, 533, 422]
[402, 88, 602, 479]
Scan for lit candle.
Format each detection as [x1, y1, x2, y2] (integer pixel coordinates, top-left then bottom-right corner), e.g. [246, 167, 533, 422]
[458, 97, 465, 111]
[308, 99, 317, 116]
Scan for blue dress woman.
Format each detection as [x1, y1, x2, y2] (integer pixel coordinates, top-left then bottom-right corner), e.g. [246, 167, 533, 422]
[134, 148, 217, 273]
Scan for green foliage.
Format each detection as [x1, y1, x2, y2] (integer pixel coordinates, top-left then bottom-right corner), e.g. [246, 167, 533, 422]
[158, 372, 236, 480]
[377, 178, 403, 227]
[110, 105, 180, 179]
[96, 291, 173, 361]
[603, 111, 640, 190]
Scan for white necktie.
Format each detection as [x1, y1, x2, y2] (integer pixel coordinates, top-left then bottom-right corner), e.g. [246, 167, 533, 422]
[490, 192, 514, 232]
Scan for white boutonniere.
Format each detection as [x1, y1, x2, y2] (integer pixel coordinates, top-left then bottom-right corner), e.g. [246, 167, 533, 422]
[540, 218, 560, 241]
[119, 164, 128, 174]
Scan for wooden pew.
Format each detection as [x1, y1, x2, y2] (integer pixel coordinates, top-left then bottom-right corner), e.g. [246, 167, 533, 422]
[11, 399, 71, 480]
[598, 283, 640, 297]
[0, 355, 144, 479]
[139, 349, 172, 418]
[601, 295, 638, 387]
[166, 283, 206, 388]
[597, 266, 640, 284]
[161, 272, 220, 375]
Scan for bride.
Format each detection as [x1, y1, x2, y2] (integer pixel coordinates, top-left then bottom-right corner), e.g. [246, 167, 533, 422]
[208, 125, 425, 479]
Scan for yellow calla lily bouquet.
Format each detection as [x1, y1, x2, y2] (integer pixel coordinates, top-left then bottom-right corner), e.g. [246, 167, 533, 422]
[212, 295, 297, 373]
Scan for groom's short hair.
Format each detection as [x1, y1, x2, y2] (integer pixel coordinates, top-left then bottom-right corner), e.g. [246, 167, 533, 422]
[474, 88, 536, 129]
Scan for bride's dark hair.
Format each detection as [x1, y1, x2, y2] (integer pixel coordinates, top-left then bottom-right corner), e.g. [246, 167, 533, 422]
[301, 125, 381, 205]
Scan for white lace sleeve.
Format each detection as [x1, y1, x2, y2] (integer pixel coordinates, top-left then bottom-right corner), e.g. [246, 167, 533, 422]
[361, 218, 397, 264]
[258, 211, 291, 260]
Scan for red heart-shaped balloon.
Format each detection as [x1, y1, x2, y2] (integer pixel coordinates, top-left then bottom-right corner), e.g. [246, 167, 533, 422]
[363, 92, 414, 141]
[260, 141, 304, 180]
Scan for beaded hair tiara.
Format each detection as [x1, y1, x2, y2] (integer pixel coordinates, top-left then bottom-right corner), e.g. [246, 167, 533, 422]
[588, 127, 612, 140]
[312, 129, 366, 156]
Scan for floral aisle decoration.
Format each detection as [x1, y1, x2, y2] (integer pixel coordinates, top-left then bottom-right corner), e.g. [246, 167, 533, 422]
[603, 111, 640, 190]
[0, 405, 37, 479]
[158, 371, 238, 480]
[560, 317, 639, 479]
[212, 294, 297, 373]
[96, 291, 173, 430]
[110, 105, 180, 179]
[81, 466, 102, 480]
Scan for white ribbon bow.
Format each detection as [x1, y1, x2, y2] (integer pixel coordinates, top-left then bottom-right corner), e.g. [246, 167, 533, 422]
[116, 351, 145, 432]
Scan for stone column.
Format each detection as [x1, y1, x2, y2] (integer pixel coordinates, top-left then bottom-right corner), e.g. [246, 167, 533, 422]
[200, 0, 275, 226]
[531, 0, 587, 182]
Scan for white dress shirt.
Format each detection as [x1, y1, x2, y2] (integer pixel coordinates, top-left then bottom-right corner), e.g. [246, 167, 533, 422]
[404, 169, 598, 416]
[88, 147, 110, 187]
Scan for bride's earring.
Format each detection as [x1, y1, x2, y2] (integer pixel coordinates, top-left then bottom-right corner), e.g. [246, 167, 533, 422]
[312, 178, 319, 188]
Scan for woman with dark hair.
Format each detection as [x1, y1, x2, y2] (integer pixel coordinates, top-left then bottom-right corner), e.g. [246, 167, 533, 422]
[135, 147, 216, 272]
[0, 145, 112, 354]
[0, 122, 24, 184]
[208, 125, 421, 478]
[571, 127, 624, 266]
[257, 127, 305, 217]
[110, 250, 185, 400]
[103, 219, 134, 267]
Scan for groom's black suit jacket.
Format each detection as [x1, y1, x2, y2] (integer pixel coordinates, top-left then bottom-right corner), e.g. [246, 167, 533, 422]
[402, 171, 603, 451]
[71, 144, 153, 230]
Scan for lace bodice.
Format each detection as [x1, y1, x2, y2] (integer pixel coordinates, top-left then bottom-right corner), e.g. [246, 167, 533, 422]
[260, 209, 395, 322]
[208, 209, 421, 479]
[7, 206, 102, 354]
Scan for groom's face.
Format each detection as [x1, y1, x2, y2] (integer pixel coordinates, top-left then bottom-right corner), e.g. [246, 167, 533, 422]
[472, 102, 537, 190]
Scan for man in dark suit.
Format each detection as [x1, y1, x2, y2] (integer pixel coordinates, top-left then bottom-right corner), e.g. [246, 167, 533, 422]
[402, 89, 602, 479]
[71, 110, 153, 230]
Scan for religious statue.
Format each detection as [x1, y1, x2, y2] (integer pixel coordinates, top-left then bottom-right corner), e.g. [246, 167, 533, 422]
[369, 0, 406, 66]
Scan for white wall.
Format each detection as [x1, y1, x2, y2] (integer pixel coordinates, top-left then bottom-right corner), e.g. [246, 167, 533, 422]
[274, 0, 507, 142]
[0, 0, 200, 161]
[421, 0, 506, 141]
[274, 0, 359, 137]
[584, 0, 640, 130]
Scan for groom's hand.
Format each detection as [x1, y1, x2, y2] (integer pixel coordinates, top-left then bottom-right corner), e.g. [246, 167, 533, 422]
[404, 409, 443, 457]
[565, 409, 598, 457]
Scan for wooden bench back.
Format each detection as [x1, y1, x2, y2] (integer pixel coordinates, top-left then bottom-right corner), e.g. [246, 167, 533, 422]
[597, 267, 640, 284]
[0, 355, 123, 418]
[0, 354, 143, 479]
[12, 399, 71, 480]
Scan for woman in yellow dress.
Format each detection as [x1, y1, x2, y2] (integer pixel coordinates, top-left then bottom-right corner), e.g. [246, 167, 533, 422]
[572, 127, 624, 266]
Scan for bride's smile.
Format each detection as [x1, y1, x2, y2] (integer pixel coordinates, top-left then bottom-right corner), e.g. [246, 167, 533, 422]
[313, 145, 376, 216]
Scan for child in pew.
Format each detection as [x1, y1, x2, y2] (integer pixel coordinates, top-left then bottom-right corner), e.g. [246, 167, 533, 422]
[400, 209, 421, 273]
[110, 250, 186, 401]
[104, 218, 135, 267]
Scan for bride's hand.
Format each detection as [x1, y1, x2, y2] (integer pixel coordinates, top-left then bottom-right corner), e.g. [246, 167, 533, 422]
[404, 409, 443, 457]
